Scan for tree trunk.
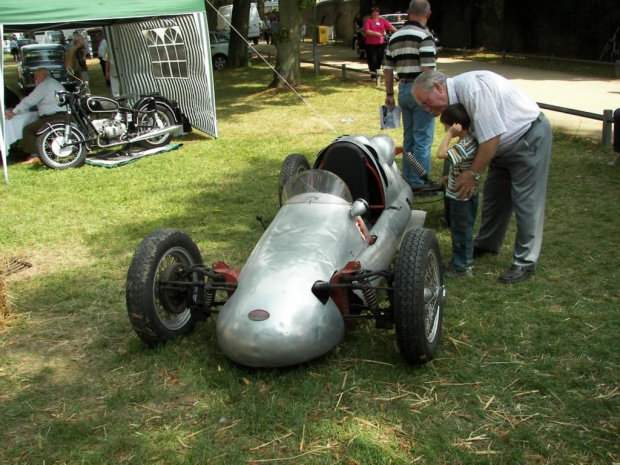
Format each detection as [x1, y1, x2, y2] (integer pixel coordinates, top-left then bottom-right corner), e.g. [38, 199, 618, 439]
[269, 1, 301, 88]
[229, 0, 250, 68]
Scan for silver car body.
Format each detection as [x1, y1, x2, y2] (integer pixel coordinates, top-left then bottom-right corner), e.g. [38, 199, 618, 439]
[216, 134, 426, 367]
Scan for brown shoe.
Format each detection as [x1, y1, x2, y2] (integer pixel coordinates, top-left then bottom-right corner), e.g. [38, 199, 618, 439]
[19, 157, 41, 165]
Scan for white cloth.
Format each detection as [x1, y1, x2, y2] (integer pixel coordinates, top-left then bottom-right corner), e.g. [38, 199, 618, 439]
[12, 77, 65, 117]
[98, 38, 107, 59]
[4, 111, 39, 148]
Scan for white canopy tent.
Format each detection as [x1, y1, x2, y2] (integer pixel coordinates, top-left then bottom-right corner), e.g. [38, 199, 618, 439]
[0, 0, 218, 182]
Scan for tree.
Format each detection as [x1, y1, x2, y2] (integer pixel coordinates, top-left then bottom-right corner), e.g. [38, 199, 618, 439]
[228, 0, 251, 68]
[269, 1, 304, 88]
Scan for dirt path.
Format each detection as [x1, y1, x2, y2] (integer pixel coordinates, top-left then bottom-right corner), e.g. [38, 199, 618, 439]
[254, 42, 620, 142]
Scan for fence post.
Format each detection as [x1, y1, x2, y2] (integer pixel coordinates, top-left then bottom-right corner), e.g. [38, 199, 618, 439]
[341, 64, 346, 79]
[602, 109, 613, 146]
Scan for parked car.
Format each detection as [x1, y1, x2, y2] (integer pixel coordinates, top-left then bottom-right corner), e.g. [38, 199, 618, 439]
[209, 31, 253, 71]
[17, 44, 72, 94]
[210, 31, 231, 71]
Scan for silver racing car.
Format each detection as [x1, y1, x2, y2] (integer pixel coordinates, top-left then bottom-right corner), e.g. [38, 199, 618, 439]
[126, 134, 446, 367]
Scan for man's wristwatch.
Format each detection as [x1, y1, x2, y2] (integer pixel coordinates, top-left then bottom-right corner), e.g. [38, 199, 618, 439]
[468, 169, 481, 181]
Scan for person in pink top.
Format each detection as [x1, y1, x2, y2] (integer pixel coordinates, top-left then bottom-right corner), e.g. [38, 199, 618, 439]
[363, 7, 397, 80]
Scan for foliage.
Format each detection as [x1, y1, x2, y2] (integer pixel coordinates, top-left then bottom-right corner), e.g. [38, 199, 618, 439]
[1, 57, 619, 464]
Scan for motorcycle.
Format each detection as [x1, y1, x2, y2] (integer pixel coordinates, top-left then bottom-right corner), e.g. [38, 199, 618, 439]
[36, 67, 188, 169]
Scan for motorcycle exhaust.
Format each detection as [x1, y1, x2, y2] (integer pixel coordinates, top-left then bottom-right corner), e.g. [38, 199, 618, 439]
[127, 124, 183, 144]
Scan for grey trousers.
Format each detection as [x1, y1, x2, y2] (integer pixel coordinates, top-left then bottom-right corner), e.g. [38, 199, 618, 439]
[473, 113, 553, 270]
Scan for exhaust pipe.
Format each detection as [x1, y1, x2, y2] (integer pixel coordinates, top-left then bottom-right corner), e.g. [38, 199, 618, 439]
[128, 124, 183, 143]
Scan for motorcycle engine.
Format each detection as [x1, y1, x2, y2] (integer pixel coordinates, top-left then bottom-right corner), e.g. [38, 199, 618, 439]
[92, 118, 127, 141]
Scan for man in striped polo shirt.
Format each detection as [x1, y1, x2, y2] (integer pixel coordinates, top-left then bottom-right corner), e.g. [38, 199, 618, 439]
[383, 0, 437, 185]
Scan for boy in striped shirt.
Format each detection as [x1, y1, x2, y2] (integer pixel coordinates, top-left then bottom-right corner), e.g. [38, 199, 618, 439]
[436, 104, 479, 278]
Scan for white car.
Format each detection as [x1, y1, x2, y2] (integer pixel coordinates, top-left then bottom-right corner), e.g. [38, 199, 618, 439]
[210, 31, 230, 71]
[210, 31, 253, 71]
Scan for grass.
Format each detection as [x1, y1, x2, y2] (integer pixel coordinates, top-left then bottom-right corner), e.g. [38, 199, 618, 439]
[1, 54, 619, 464]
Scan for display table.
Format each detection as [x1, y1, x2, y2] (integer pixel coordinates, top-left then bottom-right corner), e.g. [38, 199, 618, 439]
[4, 111, 39, 149]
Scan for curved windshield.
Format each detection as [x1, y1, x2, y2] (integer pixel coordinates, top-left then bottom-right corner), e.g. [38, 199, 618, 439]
[282, 170, 353, 205]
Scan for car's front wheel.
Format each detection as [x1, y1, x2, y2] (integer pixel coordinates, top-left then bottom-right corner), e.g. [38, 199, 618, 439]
[393, 228, 446, 365]
[126, 229, 204, 346]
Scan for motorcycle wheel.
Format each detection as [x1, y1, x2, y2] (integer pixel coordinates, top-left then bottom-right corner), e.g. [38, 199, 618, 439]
[136, 104, 175, 149]
[278, 153, 310, 206]
[36, 123, 87, 170]
[393, 228, 445, 365]
[126, 228, 204, 346]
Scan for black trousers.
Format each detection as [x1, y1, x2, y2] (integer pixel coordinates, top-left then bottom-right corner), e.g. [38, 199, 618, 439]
[365, 43, 386, 75]
[99, 58, 110, 85]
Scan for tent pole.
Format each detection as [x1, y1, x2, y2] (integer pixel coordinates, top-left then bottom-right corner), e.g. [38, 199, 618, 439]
[0, 24, 8, 183]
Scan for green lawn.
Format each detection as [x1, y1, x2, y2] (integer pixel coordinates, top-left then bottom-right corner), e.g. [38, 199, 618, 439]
[1, 58, 618, 464]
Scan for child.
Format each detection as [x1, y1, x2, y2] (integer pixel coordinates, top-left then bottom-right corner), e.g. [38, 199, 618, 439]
[436, 103, 479, 278]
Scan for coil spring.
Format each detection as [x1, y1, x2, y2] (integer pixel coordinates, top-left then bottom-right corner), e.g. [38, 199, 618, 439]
[362, 285, 379, 311]
[403, 151, 429, 181]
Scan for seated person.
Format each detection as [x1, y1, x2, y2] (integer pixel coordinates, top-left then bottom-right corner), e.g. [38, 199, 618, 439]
[4, 68, 66, 164]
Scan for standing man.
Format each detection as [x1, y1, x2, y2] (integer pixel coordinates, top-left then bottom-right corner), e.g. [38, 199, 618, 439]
[4, 68, 66, 164]
[97, 32, 110, 86]
[412, 70, 553, 283]
[363, 7, 397, 81]
[10, 36, 19, 61]
[383, 0, 436, 185]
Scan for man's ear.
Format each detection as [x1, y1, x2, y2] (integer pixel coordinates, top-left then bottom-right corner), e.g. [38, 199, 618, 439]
[433, 82, 443, 93]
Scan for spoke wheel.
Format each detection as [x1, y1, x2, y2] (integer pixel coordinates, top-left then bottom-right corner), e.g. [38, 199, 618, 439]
[393, 228, 446, 364]
[136, 104, 175, 149]
[37, 123, 87, 169]
[126, 229, 204, 346]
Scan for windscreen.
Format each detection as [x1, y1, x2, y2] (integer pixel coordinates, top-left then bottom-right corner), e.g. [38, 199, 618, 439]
[281, 170, 353, 205]
[24, 49, 65, 65]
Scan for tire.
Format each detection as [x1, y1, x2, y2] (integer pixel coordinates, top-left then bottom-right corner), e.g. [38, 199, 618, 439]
[36, 123, 87, 169]
[212, 54, 227, 71]
[393, 228, 445, 365]
[126, 228, 204, 346]
[278, 153, 310, 205]
[136, 103, 175, 149]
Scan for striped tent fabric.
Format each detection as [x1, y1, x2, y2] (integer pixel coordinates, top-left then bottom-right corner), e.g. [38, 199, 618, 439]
[108, 13, 217, 137]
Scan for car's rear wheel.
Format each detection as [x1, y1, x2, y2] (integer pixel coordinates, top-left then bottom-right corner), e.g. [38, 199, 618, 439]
[126, 229, 203, 346]
[279, 153, 310, 205]
[393, 228, 446, 365]
[213, 54, 227, 71]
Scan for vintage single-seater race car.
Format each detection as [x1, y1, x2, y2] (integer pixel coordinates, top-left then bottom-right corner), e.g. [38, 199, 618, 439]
[126, 134, 446, 367]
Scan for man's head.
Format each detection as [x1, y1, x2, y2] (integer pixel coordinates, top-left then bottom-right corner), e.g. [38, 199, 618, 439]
[413, 70, 449, 117]
[407, 0, 431, 24]
[34, 68, 51, 86]
[370, 7, 380, 19]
